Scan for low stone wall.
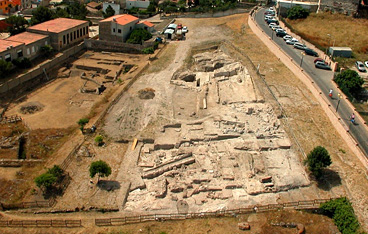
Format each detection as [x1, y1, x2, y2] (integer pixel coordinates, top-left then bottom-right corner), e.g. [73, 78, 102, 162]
[84, 39, 156, 54]
[161, 8, 250, 19]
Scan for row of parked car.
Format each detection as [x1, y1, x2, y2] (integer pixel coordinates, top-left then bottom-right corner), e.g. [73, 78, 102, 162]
[264, 8, 331, 70]
[356, 61, 368, 72]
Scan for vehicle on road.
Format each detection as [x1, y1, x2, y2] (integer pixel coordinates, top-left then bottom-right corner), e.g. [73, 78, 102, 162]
[356, 61, 366, 72]
[304, 48, 318, 57]
[293, 42, 307, 50]
[271, 26, 282, 31]
[365, 61, 368, 68]
[286, 38, 298, 45]
[182, 26, 188, 33]
[269, 22, 277, 28]
[314, 58, 327, 64]
[267, 19, 279, 25]
[276, 30, 287, 37]
[283, 35, 292, 41]
[315, 61, 331, 70]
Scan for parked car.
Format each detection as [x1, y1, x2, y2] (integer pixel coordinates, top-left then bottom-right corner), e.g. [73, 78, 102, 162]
[267, 19, 279, 25]
[293, 42, 307, 50]
[304, 48, 318, 57]
[365, 61, 368, 68]
[286, 38, 298, 45]
[276, 30, 287, 37]
[269, 22, 277, 28]
[272, 26, 282, 31]
[283, 35, 292, 41]
[182, 26, 188, 33]
[356, 61, 367, 72]
[314, 58, 328, 64]
[315, 61, 331, 70]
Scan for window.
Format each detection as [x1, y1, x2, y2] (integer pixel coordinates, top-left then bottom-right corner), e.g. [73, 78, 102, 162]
[80, 28, 82, 36]
[17, 49, 23, 58]
[45, 41, 48, 45]
[130, 26, 132, 31]
[31, 46, 35, 53]
[77, 30, 79, 38]
[5, 54, 11, 62]
[83, 27, 85, 35]
[70, 32, 73, 41]
[118, 29, 121, 34]
[27, 48, 30, 55]
[113, 28, 115, 33]
[144, 27, 147, 30]
[74, 31, 76, 40]
[63, 35, 66, 44]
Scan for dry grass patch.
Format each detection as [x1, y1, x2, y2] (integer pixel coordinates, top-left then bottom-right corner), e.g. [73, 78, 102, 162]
[144, 43, 178, 74]
[286, 12, 368, 64]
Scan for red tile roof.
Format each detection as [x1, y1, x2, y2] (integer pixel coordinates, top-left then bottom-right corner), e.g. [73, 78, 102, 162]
[27, 18, 88, 34]
[101, 14, 139, 26]
[138, 21, 154, 27]
[0, 39, 23, 53]
[6, 32, 49, 45]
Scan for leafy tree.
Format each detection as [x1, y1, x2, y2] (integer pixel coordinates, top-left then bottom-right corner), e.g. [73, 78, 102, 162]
[304, 146, 332, 178]
[12, 57, 32, 69]
[34, 173, 57, 192]
[30, 6, 55, 25]
[48, 165, 64, 181]
[5, 15, 28, 35]
[66, 2, 89, 20]
[147, 2, 156, 13]
[334, 70, 364, 97]
[77, 118, 89, 132]
[287, 6, 309, 20]
[320, 197, 360, 234]
[40, 45, 54, 57]
[0, 60, 12, 78]
[89, 160, 111, 182]
[142, 47, 154, 54]
[126, 28, 152, 44]
[103, 5, 115, 18]
[54, 7, 69, 18]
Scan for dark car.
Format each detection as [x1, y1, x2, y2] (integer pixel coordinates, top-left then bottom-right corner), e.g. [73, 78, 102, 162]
[267, 19, 279, 25]
[315, 61, 331, 70]
[276, 30, 287, 37]
[304, 48, 318, 57]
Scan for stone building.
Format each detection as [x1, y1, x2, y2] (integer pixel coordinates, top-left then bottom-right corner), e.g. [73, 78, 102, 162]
[27, 18, 89, 51]
[0, 39, 24, 62]
[6, 32, 50, 60]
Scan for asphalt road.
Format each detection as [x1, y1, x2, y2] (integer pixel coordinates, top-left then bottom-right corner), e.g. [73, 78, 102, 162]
[255, 9, 368, 158]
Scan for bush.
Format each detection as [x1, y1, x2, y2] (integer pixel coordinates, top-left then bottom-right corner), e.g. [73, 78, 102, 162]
[90, 160, 111, 181]
[48, 165, 64, 182]
[40, 45, 54, 57]
[126, 28, 152, 44]
[12, 57, 32, 69]
[0, 60, 12, 78]
[334, 70, 364, 98]
[304, 146, 331, 178]
[94, 135, 104, 145]
[320, 198, 360, 234]
[35, 173, 57, 191]
[142, 47, 154, 54]
[287, 6, 309, 20]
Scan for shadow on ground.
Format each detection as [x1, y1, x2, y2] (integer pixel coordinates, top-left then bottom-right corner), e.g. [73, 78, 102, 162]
[317, 169, 342, 191]
[97, 180, 121, 191]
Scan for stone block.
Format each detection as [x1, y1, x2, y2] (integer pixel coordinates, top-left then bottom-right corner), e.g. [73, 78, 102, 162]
[238, 222, 250, 230]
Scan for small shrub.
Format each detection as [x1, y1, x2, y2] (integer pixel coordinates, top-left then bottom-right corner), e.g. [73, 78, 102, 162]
[287, 6, 309, 20]
[12, 57, 32, 69]
[142, 47, 154, 54]
[95, 135, 104, 145]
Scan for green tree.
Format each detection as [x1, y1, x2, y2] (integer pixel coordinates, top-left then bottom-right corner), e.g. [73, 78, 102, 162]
[304, 146, 332, 178]
[34, 173, 57, 192]
[147, 2, 156, 13]
[54, 7, 69, 18]
[334, 70, 364, 97]
[77, 118, 89, 133]
[30, 6, 55, 25]
[287, 6, 309, 20]
[48, 165, 64, 181]
[0, 60, 12, 78]
[126, 28, 152, 44]
[89, 160, 112, 182]
[5, 15, 28, 35]
[320, 198, 360, 234]
[66, 2, 89, 20]
[103, 5, 115, 18]
[40, 45, 54, 58]
[12, 57, 32, 69]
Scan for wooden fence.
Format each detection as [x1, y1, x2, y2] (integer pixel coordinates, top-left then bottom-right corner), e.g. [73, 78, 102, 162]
[60, 143, 83, 171]
[0, 219, 81, 228]
[0, 198, 56, 211]
[95, 198, 335, 226]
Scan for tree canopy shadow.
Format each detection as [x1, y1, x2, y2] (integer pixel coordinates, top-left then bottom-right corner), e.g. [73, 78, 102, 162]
[97, 180, 121, 191]
[316, 169, 342, 191]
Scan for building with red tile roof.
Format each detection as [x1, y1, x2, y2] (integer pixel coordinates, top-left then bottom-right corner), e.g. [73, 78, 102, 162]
[99, 14, 155, 42]
[27, 18, 89, 51]
[6, 32, 50, 60]
[0, 39, 24, 62]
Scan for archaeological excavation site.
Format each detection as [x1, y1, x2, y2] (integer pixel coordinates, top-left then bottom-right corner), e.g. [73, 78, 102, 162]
[81, 47, 312, 213]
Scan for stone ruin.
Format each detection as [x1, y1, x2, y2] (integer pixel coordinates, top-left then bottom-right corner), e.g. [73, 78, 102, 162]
[123, 49, 310, 213]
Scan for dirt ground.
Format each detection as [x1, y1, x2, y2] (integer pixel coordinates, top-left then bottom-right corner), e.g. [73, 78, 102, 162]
[1, 13, 368, 233]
